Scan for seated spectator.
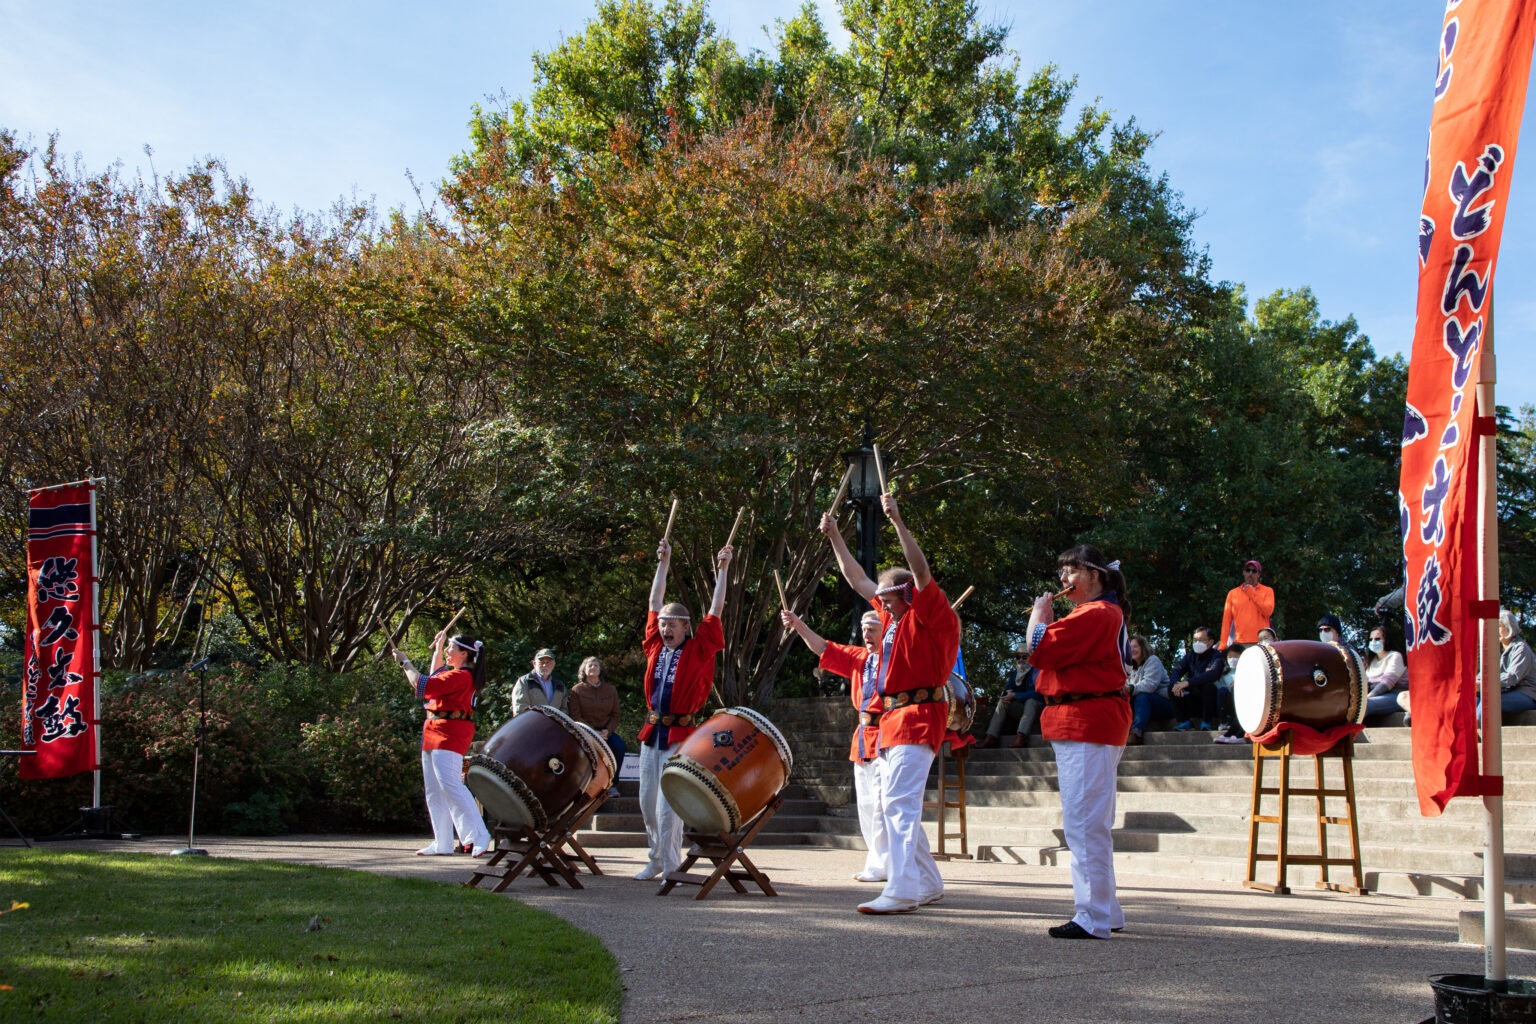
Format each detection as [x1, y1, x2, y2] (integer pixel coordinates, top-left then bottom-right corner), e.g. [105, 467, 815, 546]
[1257, 627, 1279, 643]
[977, 642, 1043, 749]
[1317, 613, 1346, 646]
[567, 656, 626, 794]
[506, 648, 568, 718]
[1171, 626, 1224, 731]
[1125, 635, 1170, 745]
[1214, 644, 1249, 744]
[1482, 609, 1536, 722]
[1363, 626, 1408, 720]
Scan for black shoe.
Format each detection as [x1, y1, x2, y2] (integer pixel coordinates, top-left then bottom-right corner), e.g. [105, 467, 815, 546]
[1048, 920, 1105, 940]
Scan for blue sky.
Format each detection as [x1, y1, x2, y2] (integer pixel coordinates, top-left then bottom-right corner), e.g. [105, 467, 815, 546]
[3, 0, 1533, 408]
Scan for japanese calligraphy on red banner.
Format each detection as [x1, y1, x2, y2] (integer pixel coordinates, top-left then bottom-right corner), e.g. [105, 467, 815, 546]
[18, 482, 98, 779]
[1402, 0, 1536, 816]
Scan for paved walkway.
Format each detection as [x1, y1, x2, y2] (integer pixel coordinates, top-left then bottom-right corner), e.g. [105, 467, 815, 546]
[52, 832, 1536, 1023]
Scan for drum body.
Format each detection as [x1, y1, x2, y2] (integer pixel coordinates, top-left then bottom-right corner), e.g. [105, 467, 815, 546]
[660, 707, 793, 834]
[945, 671, 976, 733]
[465, 706, 606, 831]
[1233, 639, 1366, 736]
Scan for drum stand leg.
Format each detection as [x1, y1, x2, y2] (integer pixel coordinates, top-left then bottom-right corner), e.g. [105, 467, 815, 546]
[658, 793, 783, 900]
[928, 742, 972, 861]
[466, 791, 607, 892]
[1243, 732, 1367, 896]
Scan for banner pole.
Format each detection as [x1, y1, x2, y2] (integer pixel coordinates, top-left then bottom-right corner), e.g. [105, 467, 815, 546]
[1478, 314, 1506, 984]
[89, 481, 103, 810]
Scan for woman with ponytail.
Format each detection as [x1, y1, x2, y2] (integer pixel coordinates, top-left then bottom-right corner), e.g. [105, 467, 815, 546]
[392, 628, 492, 858]
[1026, 544, 1133, 939]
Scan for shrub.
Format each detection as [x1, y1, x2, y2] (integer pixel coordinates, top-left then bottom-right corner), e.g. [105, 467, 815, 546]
[300, 708, 421, 827]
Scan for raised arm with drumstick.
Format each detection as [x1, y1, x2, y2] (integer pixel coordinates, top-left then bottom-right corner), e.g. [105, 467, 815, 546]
[391, 613, 491, 859]
[819, 488, 958, 915]
[635, 506, 733, 882]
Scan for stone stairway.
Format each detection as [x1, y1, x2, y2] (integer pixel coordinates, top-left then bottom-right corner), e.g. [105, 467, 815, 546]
[762, 696, 1536, 903]
[579, 780, 830, 847]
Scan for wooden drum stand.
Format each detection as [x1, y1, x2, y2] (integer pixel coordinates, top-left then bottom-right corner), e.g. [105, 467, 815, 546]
[658, 793, 784, 900]
[1243, 730, 1367, 896]
[466, 789, 607, 892]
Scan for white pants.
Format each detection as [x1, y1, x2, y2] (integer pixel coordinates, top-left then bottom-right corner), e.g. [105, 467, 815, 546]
[853, 757, 889, 879]
[639, 740, 685, 874]
[421, 748, 490, 853]
[877, 743, 943, 901]
[1051, 739, 1124, 938]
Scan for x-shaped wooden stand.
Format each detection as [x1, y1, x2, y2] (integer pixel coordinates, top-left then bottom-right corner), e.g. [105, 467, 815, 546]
[466, 790, 606, 892]
[657, 793, 783, 900]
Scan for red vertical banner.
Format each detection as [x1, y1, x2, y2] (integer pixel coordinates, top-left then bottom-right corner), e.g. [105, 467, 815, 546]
[18, 482, 99, 779]
[1402, 0, 1536, 815]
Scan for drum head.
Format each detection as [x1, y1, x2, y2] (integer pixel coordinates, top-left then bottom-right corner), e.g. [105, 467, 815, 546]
[660, 759, 737, 833]
[1233, 645, 1278, 735]
[465, 755, 544, 829]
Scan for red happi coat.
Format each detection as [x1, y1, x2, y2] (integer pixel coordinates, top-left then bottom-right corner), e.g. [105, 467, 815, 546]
[873, 583, 960, 752]
[819, 642, 880, 762]
[419, 666, 476, 754]
[639, 610, 724, 746]
[1030, 597, 1131, 747]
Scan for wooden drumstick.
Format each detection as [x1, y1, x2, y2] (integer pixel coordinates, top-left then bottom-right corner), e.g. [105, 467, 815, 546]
[661, 496, 680, 546]
[829, 465, 852, 514]
[725, 506, 746, 549]
[949, 585, 975, 611]
[872, 444, 889, 494]
[773, 569, 789, 610]
[441, 605, 467, 638]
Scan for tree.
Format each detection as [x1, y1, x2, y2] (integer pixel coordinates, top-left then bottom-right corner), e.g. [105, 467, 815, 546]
[1096, 287, 1407, 647]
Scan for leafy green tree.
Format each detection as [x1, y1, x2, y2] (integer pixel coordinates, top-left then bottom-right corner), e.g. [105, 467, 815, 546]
[1499, 405, 1536, 615]
[1097, 287, 1406, 647]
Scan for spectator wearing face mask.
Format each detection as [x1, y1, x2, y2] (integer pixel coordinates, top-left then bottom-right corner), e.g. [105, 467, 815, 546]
[1213, 643, 1249, 744]
[1363, 626, 1408, 720]
[1170, 627, 1225, 732]
[1316, 614, 1347, 647]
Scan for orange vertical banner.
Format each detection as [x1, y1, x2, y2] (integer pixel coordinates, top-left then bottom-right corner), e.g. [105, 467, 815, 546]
[1402, 0, 1536, 815]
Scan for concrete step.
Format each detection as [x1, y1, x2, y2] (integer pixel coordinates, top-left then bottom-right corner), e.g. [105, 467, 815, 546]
[574, 829, 817, 848]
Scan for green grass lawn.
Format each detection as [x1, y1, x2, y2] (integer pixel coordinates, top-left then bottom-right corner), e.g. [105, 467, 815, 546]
[0, 851, 622, 1024]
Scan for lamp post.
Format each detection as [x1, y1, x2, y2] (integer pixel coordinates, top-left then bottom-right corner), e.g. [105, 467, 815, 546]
[844, 431, 885, 643]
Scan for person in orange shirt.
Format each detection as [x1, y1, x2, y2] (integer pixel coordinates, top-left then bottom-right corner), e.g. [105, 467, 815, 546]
[781, 608, 889, 884]
[1028, 544, 1133, 939]
[1220, 559, 1275, 649]
[822, 493, 960, 915]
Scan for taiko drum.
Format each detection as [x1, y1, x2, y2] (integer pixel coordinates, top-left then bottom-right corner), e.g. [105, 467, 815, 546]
[660, 707, 793, 834]
[1233, 639, 1367, 737]
[464, 706, 614, 831]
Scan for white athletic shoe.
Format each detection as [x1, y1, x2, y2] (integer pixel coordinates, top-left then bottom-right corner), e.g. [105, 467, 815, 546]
[633, 865, 663, 881]
[857, 895, 919, 915]
[852, 871, 887, 883]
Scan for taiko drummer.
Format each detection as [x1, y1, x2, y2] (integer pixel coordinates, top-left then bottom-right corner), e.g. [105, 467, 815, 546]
[392, 629, 493, 859]
[822, 492, 959, 914]
[635, 537, 733, 881]
[780, 607, 890, 885]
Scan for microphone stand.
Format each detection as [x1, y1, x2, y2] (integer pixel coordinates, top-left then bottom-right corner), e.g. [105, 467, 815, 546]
[170, 656, 213, 856]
